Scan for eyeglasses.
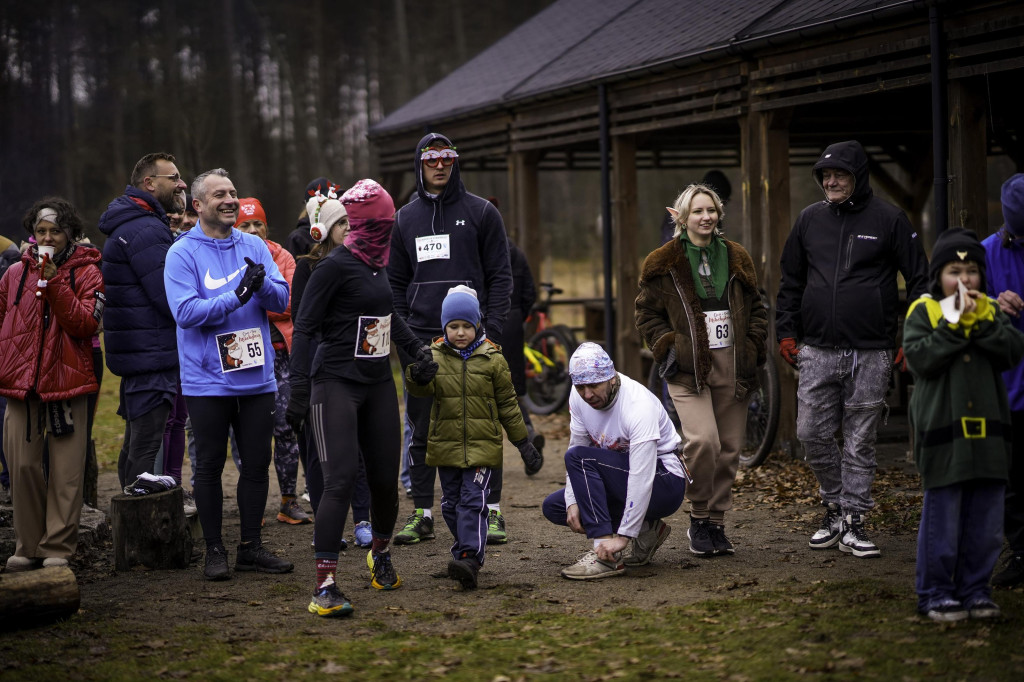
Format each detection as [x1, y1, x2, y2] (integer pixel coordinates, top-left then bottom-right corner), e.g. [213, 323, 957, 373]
[151, 173, 183, 183]
[420, 148, 458, 168]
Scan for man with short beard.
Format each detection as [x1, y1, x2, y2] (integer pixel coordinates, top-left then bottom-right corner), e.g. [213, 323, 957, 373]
[100, 152, 188, 489]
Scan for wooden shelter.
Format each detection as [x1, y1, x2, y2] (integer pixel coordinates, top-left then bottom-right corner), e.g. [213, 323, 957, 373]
[369, 0, 1024, 441]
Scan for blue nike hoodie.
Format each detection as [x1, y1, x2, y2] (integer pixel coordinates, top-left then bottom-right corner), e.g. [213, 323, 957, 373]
[164, 224, 289, 397]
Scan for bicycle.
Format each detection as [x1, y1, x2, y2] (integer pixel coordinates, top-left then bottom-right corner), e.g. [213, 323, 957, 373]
[645, 291, 780, 468]
[522, 283, 580, 415]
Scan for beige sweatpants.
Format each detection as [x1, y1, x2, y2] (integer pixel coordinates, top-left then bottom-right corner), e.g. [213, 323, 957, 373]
[4, 394, 88, 560]
[666, 346, 748, 523]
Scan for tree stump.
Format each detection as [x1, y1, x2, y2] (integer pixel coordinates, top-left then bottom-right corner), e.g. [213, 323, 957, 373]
[110, 487, 193, 571]
[0, 566, 80, 629]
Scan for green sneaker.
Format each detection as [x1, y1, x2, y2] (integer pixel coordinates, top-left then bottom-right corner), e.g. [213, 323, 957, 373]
[486, 509, 508, 545]
[393, 509, 435, 545]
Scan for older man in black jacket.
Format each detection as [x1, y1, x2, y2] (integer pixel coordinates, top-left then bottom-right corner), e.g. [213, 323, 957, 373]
[776, 140, 928, 559]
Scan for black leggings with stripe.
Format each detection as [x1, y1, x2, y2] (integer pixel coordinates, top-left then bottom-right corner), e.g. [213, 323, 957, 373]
[309, 377, 401, 553]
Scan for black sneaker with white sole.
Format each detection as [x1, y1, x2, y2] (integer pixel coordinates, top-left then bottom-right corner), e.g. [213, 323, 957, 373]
[837, 513, 880, 558]
[688, 517, 715, 557]
[708, 523, 735, 555]
[808, 502, 842, 549]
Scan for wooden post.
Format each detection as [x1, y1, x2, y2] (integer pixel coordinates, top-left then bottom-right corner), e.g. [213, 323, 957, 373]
[0, 567, 79, 629]
[747, 109, 795, 451]
[739, 113, 765, 283]
[110, 487, 193, 571]
[612, 134, 642, 381]
[508, 150, 542, 277]
[948, 77, 988, 233]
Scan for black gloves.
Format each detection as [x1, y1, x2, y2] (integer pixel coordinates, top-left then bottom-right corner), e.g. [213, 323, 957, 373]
[409, 345, 439, 385]
[658, 347, 679, 380]
[286, 387, 309, 435]
[514, 438, 543, 476]
[235, 257, 266, 304]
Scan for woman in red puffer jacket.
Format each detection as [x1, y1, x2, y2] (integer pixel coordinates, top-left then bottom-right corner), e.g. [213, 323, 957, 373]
[0, 197, 104, 572]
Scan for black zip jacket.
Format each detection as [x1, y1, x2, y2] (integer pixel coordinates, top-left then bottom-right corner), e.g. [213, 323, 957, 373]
[387, 132, 513, 341]
[776, 140, 928, 349]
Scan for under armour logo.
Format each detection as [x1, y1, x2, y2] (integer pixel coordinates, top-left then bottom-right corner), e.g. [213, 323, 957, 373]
[455, 219, 465, 226]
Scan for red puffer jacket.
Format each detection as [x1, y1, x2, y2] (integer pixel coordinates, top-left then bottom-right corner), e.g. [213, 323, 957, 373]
[0, 245, 104, 402]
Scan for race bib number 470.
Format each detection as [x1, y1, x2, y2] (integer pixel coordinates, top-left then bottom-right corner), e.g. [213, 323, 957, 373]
[216, 327, 266, 373]
[415, 234, 451, 262]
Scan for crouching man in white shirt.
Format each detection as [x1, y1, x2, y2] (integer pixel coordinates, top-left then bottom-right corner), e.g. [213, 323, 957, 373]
[542, 342, 688, 579]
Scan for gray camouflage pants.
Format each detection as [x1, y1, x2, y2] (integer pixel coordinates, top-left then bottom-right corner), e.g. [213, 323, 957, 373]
[796, 345, 891, 514]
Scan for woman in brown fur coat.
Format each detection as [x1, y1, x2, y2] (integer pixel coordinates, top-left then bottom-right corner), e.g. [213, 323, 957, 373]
[635, 184, 768, 558]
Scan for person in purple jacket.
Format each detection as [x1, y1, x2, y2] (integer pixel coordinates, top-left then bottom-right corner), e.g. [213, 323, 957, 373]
[983, 173, 1024, 588]
[164, 168, 292, 581]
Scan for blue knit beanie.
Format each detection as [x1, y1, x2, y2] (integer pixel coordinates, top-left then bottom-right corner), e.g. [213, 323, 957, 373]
[1002, 174, 1024, 237]
[441, 285, 481, 329]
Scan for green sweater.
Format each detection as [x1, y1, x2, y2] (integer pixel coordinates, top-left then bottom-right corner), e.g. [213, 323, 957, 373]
[406, 338, 528, 469]
[904, 295, 1024, 489]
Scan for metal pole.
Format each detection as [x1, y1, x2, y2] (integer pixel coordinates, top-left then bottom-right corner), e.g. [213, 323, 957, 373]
[599, 84, 615, 359]
[930, 2, 948, 233]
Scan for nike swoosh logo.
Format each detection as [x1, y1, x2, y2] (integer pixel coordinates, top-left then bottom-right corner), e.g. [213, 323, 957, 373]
[204, 268, 242, 290]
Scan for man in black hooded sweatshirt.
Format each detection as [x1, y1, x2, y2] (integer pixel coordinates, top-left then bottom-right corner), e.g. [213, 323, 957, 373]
[776, 140, 927, 560]
[388, 133, 514, 545]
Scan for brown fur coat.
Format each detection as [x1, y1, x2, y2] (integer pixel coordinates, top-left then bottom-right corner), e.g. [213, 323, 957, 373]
[635, 237, 768, 400]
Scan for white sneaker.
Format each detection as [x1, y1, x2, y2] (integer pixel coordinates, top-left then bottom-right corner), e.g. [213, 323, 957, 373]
[560, 550, 625, 580]
[182, 489, 198, 516]
[5, 555, 38, 572]
[42, 557, 69, 567]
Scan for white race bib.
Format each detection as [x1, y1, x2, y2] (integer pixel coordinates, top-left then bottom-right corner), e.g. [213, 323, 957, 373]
[216, 327, 266, 373]
[415, 234, 451, 262]
[705, 310, 734, 349]
[355, 314, 392, 358]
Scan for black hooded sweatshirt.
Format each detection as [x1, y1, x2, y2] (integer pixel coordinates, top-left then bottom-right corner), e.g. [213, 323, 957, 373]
[776, 140, 928, 349]
[387, 132, 513, 341]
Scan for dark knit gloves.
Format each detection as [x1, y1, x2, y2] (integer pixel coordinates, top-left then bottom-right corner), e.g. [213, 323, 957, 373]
[408, 345, 439, 385]
[235, 257, 265, 304]
[285, 386, 309, 435]
[514, 438, 543, 476]
[658, 347, 679, 380]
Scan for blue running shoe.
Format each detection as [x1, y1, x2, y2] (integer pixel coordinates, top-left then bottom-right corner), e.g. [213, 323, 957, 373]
[354, 521, 373, 548]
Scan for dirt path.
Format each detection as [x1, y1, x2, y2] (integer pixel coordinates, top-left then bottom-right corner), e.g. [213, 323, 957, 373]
[67, 412, 922, 638]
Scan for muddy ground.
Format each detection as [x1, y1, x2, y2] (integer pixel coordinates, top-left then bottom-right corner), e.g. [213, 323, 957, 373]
[30, 411, 926, 642]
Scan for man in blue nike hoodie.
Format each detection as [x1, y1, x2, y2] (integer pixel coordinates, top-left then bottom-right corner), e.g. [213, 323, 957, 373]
[388, 132, 513, 545]
[164, 168, 293, 581]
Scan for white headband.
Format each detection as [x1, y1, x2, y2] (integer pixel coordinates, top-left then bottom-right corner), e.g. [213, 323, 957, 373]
[34, 208, 58, 229]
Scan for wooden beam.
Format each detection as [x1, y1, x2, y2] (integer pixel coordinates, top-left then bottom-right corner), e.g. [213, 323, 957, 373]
[611, 134, 642, 380]
[948, 77, 988, 233]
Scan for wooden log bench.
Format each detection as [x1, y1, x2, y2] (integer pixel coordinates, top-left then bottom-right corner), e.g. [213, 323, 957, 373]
[110, 487, 193, 571]
[0, 566, 79, 629]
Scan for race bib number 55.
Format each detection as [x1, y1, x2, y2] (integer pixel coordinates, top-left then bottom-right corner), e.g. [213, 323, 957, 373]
[216, 327, 266, 373]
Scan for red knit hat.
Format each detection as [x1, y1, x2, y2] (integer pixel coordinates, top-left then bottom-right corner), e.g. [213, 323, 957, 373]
[235, 197, 267, 227]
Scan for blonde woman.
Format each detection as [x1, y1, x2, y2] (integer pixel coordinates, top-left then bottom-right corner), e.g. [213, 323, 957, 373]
[636, 183, 768, 557]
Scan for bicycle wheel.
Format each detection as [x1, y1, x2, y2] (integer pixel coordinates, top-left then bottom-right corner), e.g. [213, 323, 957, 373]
[548, 323, 579, 354]
[523, 327, 574, 415]
[739, 353, 781, 468]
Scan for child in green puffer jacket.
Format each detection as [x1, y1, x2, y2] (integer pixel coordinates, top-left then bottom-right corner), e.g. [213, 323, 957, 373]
[406, 285, 542, 589]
